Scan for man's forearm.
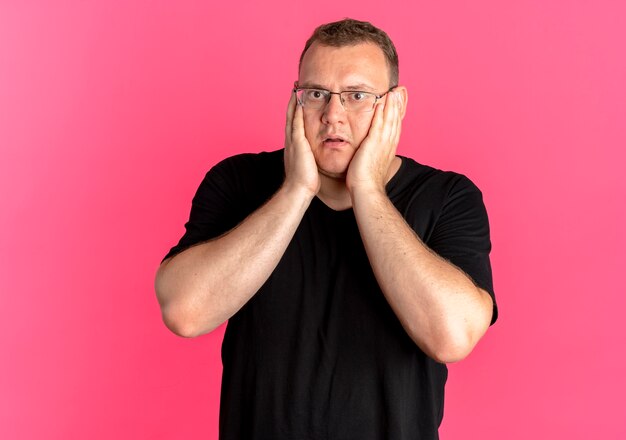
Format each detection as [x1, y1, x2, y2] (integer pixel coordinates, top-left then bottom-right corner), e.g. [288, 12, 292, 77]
[155, 184, 314, 337]
[351, 187, 493, 363]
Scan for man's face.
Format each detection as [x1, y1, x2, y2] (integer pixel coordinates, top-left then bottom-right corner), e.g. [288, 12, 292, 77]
[298, 42, 392, 179]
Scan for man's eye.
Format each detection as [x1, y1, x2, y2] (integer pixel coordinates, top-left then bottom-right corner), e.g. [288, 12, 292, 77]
[348, 92, 367, 101]
[306, 90, 326, 101]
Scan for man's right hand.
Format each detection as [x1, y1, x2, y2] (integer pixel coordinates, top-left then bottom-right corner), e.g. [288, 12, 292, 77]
[283, 91, 320, 197]
[155, 92, 320, 338]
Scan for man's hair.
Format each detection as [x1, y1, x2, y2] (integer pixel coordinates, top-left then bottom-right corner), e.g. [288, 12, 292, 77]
[299, 18, 399, 87]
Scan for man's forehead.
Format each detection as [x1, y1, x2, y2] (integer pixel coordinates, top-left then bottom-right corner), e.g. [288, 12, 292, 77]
[300, 42, 387, 67]
[298, 42, 389, 90]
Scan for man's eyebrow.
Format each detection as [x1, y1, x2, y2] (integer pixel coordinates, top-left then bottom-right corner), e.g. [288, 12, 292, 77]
[343, 83, 376, 91]
[297, 83, 328, 90]
[297, 82, 376, 91]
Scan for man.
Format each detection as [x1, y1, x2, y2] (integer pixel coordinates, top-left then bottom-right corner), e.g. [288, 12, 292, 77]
[156, 18, 497, 440]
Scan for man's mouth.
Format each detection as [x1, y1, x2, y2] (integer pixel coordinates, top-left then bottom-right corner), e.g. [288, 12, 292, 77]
[324, 136, 347, 144]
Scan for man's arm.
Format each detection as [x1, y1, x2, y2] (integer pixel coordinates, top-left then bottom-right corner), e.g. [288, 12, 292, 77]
[347, 90, 493, 363]
[155, 93, 319, 337]
[351, 188, 493, 363]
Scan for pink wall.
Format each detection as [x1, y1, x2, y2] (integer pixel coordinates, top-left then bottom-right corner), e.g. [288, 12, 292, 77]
[1, 1, 624, 438]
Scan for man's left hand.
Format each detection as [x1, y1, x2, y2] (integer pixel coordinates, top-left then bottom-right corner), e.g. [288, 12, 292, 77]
[346, 90, 405, 195]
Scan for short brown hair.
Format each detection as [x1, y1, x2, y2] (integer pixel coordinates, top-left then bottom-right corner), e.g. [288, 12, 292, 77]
[299, 18, 399, 87]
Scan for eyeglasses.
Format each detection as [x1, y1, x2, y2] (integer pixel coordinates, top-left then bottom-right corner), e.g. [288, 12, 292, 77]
[293, 82, 397, 113]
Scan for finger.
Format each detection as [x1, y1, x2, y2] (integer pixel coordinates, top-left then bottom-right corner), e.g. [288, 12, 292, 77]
[379, 95, 396, 156]
[388, 92, 400, 140]
[285, 90, 297, 147]
[379, 91, 398, 142]
[369, 93, 394, 146]
[291, 98, 306, 146]
[392, 92, 403, 143]
[368, 99, 386, 138]
[388, 91, 401, 132]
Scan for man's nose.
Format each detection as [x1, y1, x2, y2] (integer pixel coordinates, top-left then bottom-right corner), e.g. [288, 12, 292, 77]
[322, 93, 346, 124]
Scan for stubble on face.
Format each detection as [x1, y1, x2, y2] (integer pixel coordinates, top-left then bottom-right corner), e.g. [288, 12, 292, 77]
[297, 42, 390, 180]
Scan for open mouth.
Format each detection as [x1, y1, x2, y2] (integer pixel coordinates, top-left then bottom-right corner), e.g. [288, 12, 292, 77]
[324, 136, 347, 145]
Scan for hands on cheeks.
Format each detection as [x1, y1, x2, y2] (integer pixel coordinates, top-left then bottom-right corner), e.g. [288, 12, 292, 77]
[346, 89, 406, 195]
[283, 91, 320, 197]
[283, 88, 406, 199]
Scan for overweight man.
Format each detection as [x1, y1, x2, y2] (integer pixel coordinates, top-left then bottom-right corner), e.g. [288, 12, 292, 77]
[156, 18, 498, 440]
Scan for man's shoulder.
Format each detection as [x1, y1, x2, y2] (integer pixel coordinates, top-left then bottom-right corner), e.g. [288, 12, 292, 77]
[210, 149, 284, 174]
[201, 149, 284, 187]
[196, 149, 284, 203]
[393, 156, 479, 196]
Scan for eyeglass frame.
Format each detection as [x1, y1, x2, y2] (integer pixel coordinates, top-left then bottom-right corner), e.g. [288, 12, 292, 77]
[293, 81, 398, 112]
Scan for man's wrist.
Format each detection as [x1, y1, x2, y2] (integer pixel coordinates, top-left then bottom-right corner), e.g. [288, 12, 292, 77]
[280, 180, 318, 205]
[349, 183, 388, 202]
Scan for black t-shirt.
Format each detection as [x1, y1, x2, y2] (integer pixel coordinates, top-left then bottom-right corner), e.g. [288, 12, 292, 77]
[164, 149, 497, 440]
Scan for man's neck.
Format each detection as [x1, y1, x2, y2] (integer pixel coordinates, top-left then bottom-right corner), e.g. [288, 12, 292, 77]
[316, 156, 402, 211]
[316, 176, 352, 211]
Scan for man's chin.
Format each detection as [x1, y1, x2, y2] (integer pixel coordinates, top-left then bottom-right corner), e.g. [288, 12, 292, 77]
[314, 152, 354, 181]
[318, 167, 348, 181]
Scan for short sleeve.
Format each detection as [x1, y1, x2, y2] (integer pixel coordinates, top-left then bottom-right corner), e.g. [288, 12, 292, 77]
[162, 151, 283, 262]
[427, 175, 498, 324]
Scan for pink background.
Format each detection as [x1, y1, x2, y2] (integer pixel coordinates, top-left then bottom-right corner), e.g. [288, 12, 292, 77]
[1, 1, 624, 438]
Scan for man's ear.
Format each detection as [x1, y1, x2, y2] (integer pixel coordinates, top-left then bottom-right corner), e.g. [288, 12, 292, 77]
[395, 86, 408, 119]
